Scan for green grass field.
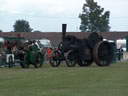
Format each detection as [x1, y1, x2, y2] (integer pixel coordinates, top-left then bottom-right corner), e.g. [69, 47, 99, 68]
[0, 62, 128, 96]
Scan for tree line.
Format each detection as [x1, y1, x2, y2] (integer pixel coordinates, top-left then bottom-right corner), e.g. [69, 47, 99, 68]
[0, 19, 42, 32]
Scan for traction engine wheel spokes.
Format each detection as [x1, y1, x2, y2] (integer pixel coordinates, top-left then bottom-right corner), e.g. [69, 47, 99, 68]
[35, 52, 44, 68]
[65, 50, 76, 67]
[93, 41, 113, 66]
[66, 60, 76, 67]
[21, 55, 29, 68]
[49, 50, 61, 67]
[77, 60, 93, 67]
[8, 55, 13, 68]
[49, 58, 61, 67]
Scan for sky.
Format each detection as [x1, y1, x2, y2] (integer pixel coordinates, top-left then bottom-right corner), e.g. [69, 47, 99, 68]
[0, 0, 128, 32]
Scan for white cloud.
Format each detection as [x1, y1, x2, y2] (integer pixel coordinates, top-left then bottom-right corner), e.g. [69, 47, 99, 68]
[0, 0, 127, 17]
[0, 0, 23, 13]
[0, 0, 128, 32]
[0, 0, 84, 16]
[95, 0, 128, 17]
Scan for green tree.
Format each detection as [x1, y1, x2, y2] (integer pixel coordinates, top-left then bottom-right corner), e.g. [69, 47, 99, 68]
[13, 19, 33, 32]
[33, 30, 42, 32]
[79, 0, 110, 32]
[0, 29, 3, 32]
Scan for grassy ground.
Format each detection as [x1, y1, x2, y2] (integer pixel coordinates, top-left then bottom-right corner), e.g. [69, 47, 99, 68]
[0, 62, 128, 96]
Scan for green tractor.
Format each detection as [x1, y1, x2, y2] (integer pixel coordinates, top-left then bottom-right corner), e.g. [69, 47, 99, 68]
[20, 40, 44, 68]
[1, 36, 44, 68]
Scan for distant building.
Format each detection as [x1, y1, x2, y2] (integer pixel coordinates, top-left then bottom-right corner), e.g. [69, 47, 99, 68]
[0, 32, 128, 47]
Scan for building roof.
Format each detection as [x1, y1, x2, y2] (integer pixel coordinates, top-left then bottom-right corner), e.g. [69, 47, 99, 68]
[0, 32, 128, 47]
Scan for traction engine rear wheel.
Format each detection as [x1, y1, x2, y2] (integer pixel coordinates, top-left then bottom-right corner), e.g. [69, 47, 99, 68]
[93, 41, 113, 66]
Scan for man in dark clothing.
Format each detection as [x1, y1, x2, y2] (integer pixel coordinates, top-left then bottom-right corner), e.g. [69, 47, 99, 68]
[117, 46, 124, 61]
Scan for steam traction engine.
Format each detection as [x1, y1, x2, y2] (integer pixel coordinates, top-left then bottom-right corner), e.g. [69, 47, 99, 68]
[50, 24, 114, 67]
